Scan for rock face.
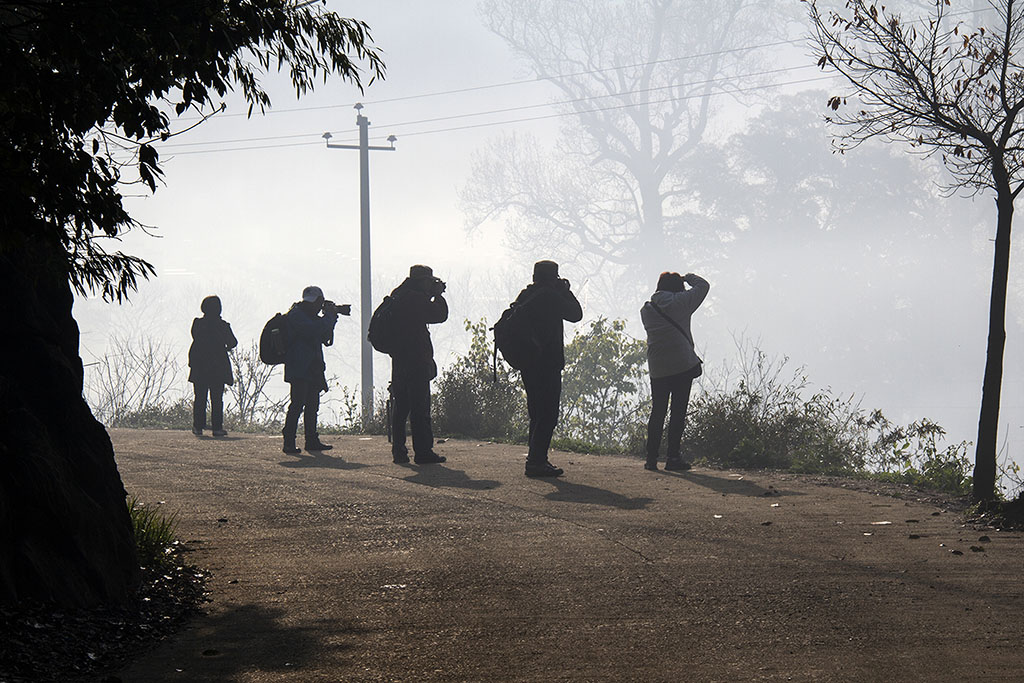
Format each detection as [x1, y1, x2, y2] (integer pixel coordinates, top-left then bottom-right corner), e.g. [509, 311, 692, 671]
[0, 248, 139, 606]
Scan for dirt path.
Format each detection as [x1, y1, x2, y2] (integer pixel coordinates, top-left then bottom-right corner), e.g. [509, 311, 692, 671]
[110, 429, 1023, 682]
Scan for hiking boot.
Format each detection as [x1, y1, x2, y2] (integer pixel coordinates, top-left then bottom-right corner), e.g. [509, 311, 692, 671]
[212, 429, 228, 437]
[414, 451, 446, 464]
[305, 440, 333, 451]
[192, 427, 203, 437]
[283, 434, 301, 455]
[644, 460, 659, 471]
[525, 461, 564, 477]
[664, 458, 691, 471]
[392, 446, 410, 464]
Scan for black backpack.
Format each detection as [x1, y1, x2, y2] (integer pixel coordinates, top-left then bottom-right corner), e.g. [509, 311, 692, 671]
[259, 312, 288, 365]
[492, 299, 542, 372]
[367, 295, 399, 354]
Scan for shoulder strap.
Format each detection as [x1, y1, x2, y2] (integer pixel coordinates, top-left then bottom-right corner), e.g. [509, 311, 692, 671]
[649, 300, 695, 348]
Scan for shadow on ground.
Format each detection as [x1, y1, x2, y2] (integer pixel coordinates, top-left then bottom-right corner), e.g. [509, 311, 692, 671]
[278, 452, 372, 471]
[401, 464, 501, 491]
[119, 602, 367, 682]
[539, 478, 654, 510]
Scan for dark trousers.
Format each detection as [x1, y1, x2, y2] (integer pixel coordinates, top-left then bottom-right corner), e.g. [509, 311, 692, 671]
[284, 380, 321, 441]
[391, 375, 433, 455]
[522, 366, 562, 465]
[646, 371, 694, 462]
[192, 382, 224, 431]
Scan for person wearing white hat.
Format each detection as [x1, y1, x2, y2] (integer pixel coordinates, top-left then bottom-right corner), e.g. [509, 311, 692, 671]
[282, 285, 347, 454]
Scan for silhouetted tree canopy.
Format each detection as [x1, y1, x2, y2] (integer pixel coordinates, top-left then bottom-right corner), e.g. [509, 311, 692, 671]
[0, 0, 384, 301]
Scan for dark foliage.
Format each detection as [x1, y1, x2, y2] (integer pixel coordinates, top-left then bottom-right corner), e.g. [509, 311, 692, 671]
[0, 0, 384, 300]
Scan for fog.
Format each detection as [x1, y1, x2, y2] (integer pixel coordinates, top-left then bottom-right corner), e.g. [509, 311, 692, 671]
[74, 0, 1024, 479]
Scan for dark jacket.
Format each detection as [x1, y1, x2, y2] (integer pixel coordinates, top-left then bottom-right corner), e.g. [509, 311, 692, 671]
[390, 281, 448, 381]
[284, 303, 337, 389]
[513, 280, 583, 370]
[188, 316, 238, 386]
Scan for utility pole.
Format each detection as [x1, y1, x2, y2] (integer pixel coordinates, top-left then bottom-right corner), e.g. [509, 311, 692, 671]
[323, 103, 396, 429]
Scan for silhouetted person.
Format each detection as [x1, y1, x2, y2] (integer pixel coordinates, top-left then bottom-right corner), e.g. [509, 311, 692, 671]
[389, 265, 448, 465]
[514, 260, 583, 477]
[283, 285, 348, 454]
[188, 295, 238, 437]
[640, 271, 709, 471]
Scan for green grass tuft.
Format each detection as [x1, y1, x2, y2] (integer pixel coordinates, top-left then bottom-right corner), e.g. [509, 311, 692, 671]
[127, 495, 180, 568]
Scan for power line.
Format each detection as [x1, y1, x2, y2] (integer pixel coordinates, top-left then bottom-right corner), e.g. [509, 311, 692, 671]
[155, 5, 998, 157]
[178, 38, 807, 122]
[397, 74, 837, 140]
[171, 4, 994, 123]
[159, 63, 821, 152]
[160, 73, 838, 157]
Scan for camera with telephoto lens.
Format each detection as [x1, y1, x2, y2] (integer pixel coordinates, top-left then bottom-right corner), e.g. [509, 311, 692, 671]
[322, 300, 352, 316]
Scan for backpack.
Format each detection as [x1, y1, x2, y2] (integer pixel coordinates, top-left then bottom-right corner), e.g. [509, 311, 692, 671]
[492, 300, 542, 372]
[367, 295, 399, 354]
[259, 312, 288, 365]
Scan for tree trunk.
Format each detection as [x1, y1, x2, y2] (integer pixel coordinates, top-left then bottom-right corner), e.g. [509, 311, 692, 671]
[0, 241, 139, 606]
[973, 192, 1013, 502]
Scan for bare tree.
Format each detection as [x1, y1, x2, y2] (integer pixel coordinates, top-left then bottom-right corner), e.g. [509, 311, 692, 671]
[463, 0, 793, 293]
[86, 335, 182, 425]
[806, 0, 1024, 501]
[228, 342, 287, 428]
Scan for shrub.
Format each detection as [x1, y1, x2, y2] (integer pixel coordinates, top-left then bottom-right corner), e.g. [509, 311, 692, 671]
[560, 318, 648, 451]
[684, 340, 884, 475]
[868, 418, 974, 496]
[112, 397, 193, 430]
[432, 320, 528, 441]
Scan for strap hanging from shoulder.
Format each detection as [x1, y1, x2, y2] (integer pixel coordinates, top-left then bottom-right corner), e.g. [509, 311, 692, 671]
[649, 301, 695, 349]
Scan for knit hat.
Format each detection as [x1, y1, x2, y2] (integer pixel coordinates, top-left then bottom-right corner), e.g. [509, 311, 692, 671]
[409, 264, 434, 280]
[533, 260, 559, 282]
[302, 285, 324, 302]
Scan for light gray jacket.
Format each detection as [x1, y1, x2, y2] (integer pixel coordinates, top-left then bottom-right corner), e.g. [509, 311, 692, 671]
[640, 275, 710, 379]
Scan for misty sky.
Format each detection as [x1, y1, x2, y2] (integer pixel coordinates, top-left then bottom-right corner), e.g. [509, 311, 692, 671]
[74, 0, 1024, 484]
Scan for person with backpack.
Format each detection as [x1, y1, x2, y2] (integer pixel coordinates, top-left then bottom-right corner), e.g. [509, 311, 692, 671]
[282, 285, 347, 454]
[388, 265, 448, 465]
[639, 271, 710, 471]
[188, 295, 238, 437]
[513, 260, 583, 477]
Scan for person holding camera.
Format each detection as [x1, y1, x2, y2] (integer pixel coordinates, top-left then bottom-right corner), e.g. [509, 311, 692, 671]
[188, 295, 237, 437]
[388, 264, 448, 464]
[282, 285, 350, 454]
[514, 260, 583, 477]
[640, 271, 709, 471]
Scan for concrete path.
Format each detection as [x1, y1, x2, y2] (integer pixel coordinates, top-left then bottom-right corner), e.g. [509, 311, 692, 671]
[110, 429, 1023, 682]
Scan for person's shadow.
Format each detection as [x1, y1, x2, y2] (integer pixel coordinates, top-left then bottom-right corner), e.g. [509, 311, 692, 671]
[665, 469, 799, 498]
[536, 478, 653, 510]
[279, 450, 371, 471]
[400, 464, 501, 492]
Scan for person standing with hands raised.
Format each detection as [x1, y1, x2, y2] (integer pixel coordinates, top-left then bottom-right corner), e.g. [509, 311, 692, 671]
[513, 260, 583, 477]
[640, 271, 709, 471]
[282, 285, 350, 454]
